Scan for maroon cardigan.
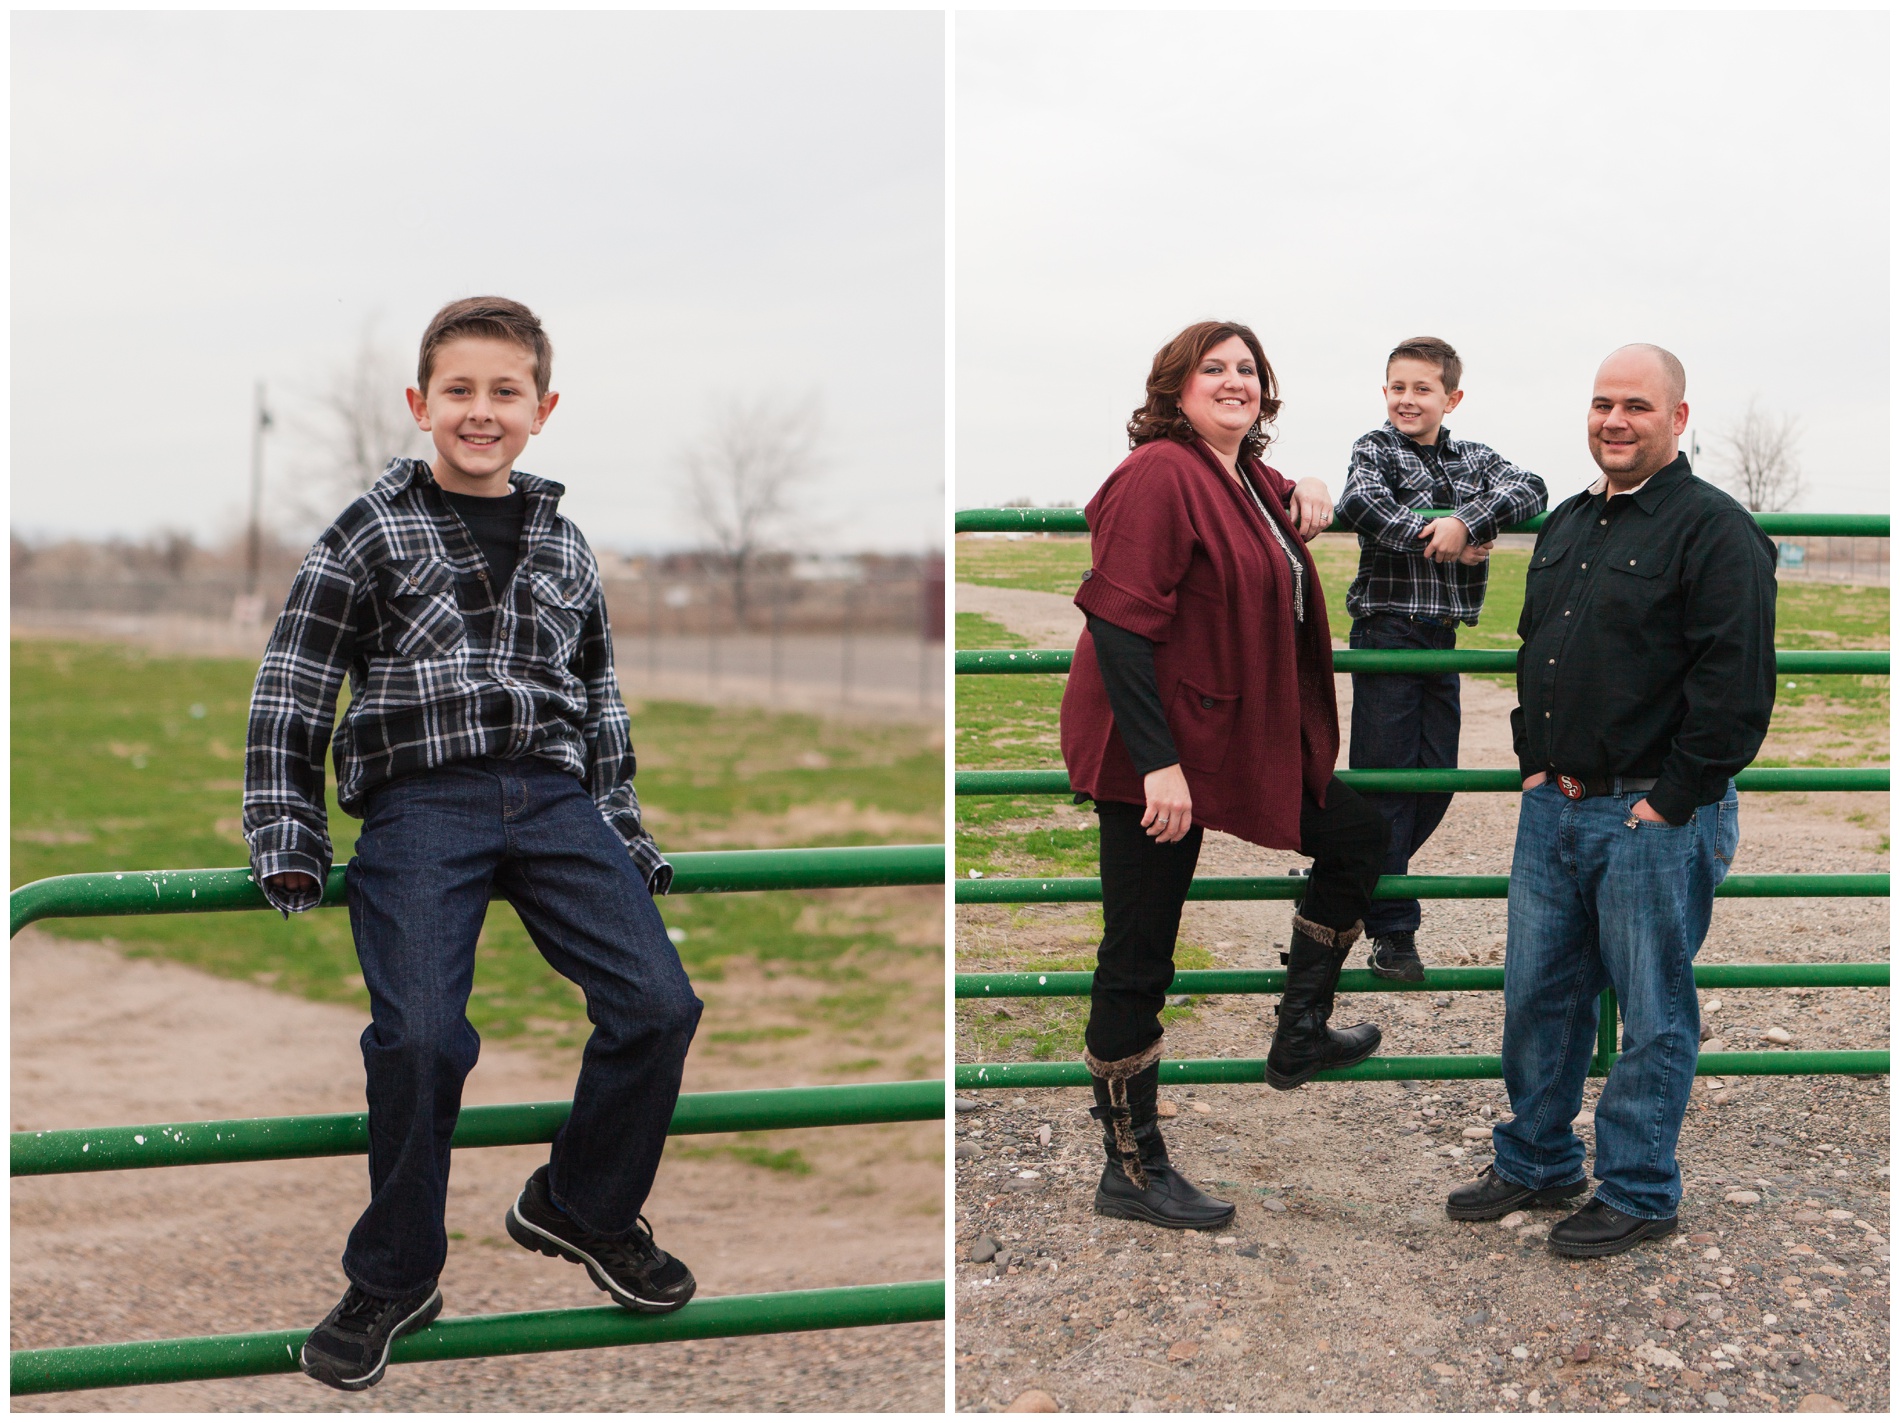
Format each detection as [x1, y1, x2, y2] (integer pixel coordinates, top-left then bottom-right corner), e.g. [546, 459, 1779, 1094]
[1059, 437, 1339, 852]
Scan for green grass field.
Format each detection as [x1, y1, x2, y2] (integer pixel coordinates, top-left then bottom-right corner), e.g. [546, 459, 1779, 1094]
[12, 640, 942, 1050]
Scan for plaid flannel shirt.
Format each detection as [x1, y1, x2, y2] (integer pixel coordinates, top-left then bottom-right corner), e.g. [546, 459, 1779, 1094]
[243, 458, 669, 914]
[1335, 422, 1548, 625]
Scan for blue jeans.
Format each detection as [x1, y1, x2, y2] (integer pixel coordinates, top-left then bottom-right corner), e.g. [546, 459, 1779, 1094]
[341, 757, 702, 1297]
[1348, 614, 1461, 937]
[1492, 780, 1738, 1220]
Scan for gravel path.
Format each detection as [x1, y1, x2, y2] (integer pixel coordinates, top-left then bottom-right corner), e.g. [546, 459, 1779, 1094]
[12, 931, 944, 1412]
[954, 586, 1888, 1413]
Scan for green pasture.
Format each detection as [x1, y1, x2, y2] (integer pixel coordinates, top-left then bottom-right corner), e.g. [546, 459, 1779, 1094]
[11, 640, 941, 1052]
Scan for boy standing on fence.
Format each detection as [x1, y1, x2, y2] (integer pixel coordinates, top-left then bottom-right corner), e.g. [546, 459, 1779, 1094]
[1336, 337, 1548, 981]
[243, 297, 701, 1392]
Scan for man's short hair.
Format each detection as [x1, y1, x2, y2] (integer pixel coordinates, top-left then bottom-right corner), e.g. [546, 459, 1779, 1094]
[1386, 336, 1461, 393]
[417, 296, 553, 398]
[1613, 343, 1686, 407]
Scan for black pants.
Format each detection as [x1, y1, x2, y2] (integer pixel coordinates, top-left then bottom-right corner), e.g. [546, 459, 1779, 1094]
[1085, 777, 1387, 1062]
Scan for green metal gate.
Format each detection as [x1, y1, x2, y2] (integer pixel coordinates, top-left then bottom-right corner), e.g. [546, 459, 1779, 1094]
[11, 843, 947, 1396]
[952, 507, 1889, 1089]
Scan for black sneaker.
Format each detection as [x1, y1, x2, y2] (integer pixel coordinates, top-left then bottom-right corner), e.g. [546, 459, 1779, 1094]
[507, 1164, 696, 1313]
[1367, 932, 1426, 983]
[299, 1281, 442, 1392]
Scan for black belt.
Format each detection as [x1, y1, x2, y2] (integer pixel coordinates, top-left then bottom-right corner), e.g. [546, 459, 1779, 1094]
[1552, 773, 1658, 801]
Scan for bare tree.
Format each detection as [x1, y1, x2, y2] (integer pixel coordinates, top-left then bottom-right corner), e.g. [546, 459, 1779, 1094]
[1712, 399, 1803, 512]
[679, 396, 823, 626]
[285, 330, 426, 527]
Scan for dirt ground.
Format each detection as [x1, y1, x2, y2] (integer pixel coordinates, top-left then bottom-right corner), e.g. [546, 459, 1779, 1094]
[11, 915, 945, 1412]
[953, 584, 1889, 1414]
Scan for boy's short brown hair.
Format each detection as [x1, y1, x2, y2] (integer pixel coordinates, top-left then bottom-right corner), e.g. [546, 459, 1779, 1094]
[1386, 335, 1461, 393]
[417, 296, 554, 398]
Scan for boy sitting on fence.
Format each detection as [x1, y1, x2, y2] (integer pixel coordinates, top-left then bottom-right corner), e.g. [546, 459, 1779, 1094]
[243, 296, 702, 1392]
[1336, 337, 1548, 982]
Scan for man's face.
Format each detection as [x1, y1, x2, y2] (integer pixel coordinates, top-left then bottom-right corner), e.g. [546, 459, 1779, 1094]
[406, 336, 558, 495]
[1383, 358, 1463, 445]
[1587, 351, 1687, 488]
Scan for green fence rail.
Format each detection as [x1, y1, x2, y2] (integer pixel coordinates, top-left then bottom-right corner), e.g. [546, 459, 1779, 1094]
[12, 843, 949, 1394]
[955, 1054, 1889, 1090]
[956, 872, 1887, 904]
[955, 507, 1893, 538]
[955, 647, 1890, 676]
[9, 844, 945, 938]
[953, 505, 1890, 1098]
[957, 767, 1891, 797]
[12, 1079, 945, 1178]
[956, 962, 1890, 999]
[10, 1279, 945, 1396]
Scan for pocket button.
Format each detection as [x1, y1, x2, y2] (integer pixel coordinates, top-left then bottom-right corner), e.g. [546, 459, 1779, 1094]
[1201, 697, 1215, 709]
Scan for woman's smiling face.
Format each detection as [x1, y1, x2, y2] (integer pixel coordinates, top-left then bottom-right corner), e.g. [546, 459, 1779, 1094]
[1176, 335, 1261, 451]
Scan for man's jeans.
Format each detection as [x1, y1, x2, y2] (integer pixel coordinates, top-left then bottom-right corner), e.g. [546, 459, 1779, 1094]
[1493, 780, 1738, 1220]
[1348, 613, 1461, 937]
[341, 757, 702, 1297]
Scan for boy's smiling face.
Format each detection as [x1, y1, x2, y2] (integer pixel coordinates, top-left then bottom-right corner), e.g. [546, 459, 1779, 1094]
[405, 336, 559, 495]
[1384, 357, 1463, 446]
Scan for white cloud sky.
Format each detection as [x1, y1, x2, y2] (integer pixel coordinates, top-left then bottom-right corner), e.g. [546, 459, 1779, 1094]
[12, 11, 944, 552]
[957, 10, 1888, 516]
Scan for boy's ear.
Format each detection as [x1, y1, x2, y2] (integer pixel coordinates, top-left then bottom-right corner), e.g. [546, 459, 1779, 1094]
[405, 386, 432, 432]
[1444, 388, 1465, 414]
[530, 390, 560, 435]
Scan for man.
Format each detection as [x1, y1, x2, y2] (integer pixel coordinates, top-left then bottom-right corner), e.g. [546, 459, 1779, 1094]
[1446, 344, 1776, 1257]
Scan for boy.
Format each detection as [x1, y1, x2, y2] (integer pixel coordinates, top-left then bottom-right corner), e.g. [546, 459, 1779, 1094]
[1335, 337, 1547, 982]
[244, 297, 702, 1392]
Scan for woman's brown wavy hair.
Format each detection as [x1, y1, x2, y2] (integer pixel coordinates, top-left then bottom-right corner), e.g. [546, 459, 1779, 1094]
[1127, 320, 1281, 458]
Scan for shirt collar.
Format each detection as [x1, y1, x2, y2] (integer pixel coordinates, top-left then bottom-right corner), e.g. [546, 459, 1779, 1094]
[1587, 451, 1690, 510]
[374, 457, 563, 503]
[1383, 419, 1453, 455]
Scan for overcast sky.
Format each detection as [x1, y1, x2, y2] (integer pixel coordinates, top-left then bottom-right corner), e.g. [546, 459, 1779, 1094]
[13, 12, 943, 553]
[957, 11, 1888, 516]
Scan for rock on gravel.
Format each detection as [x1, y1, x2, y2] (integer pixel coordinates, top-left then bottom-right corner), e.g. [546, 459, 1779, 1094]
[1005, 1387, 1060, 1411]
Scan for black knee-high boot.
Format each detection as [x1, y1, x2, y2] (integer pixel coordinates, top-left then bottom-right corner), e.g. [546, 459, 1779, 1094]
[1265, 913, 1383, 1090]
[1086, 1040, 1235, 1230]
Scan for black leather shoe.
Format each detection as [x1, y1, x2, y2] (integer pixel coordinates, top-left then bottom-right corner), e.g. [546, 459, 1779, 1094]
[1547, 1197, 1677, 1257]
[1367, 932, 1426, 983]
[1446, 1164, 1589, 1220]
[1095, 1157, 1236, 1230]
[300, 1281, 442, 1391]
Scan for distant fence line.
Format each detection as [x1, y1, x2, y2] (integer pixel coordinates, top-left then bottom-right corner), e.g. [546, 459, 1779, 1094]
[9, 570, 948, 639]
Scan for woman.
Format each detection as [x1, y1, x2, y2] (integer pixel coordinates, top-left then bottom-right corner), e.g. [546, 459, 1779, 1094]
[1059, 320, 1389, 1230]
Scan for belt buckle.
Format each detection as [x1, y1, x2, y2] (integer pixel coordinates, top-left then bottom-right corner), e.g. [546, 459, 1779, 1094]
[1556, 774, 1586, 801]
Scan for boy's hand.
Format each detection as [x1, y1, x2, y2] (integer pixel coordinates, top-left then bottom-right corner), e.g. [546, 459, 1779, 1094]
[1418, 516, 1471, 563]
[1457, 539, 1495, 566]
[266, 872, 320, 895]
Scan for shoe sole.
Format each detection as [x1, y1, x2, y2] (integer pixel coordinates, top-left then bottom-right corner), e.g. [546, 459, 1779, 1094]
[1445, 1180, 1588, 1221]
[507, 1199, 695, 1313]
[1093, 1191, 1235, 1231]
[1263, 1034, 1382, 1091]
[299, 1288, 442, 1392]
[1547, 1217, 1678, 1258]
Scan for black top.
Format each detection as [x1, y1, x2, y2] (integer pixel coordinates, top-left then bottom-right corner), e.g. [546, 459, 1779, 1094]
[1086, 614, 1178, 775]
[443, 486, 528, 591]
[1510, 454, 1777, 825]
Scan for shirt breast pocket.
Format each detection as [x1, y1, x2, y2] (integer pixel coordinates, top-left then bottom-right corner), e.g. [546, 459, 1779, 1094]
[529, 570, 592, 670]
[378, 558, 466, 660]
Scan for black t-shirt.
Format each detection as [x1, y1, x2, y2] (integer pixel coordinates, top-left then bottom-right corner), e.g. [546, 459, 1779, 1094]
[443, 487, 528, 591]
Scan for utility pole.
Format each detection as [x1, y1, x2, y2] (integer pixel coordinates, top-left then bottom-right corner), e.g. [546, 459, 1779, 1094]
[245, 381, 273, 596]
